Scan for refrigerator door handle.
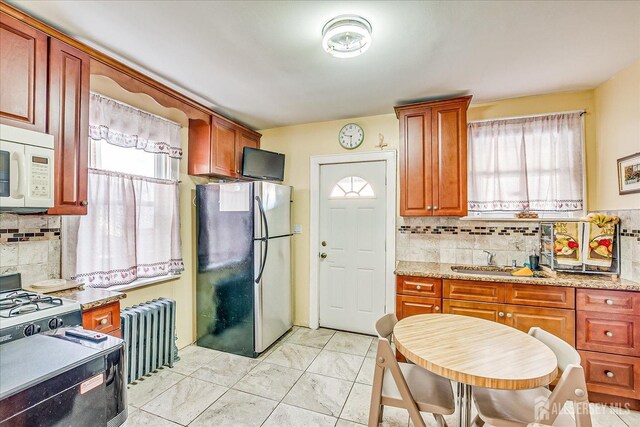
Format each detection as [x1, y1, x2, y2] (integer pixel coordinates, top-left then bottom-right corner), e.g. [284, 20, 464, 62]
[255, 196, 269, 284]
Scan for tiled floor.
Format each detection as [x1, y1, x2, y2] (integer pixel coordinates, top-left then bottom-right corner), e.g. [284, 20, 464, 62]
[124, 327, 640, 427]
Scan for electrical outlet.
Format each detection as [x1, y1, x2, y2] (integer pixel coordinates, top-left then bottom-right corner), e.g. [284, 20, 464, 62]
[293, 224, 302, 234]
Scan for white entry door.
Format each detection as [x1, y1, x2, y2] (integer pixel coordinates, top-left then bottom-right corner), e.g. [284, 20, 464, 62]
[319, 161, 386, 335]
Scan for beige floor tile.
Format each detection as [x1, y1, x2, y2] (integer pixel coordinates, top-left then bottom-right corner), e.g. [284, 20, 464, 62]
[263, 403, 337, 427]
[263, 342, 321, 370]
[282, 372, 353, 417]
[336, 419, 367, 427]
[355, 357, 375, 385]
[613, 406, 640, 427]
[340, 383, 409, 427]
[127, 369, 185, 408]
[170, 344, 221, 375]
[141, 376, 227, 425]
[121, 409, 180, 427]
[189, 389, 278, 427]
[307, 349, 365, 381]
[325, 331, 373, 356]
[190, 352, 260, 387]
[233, 362, 303, 400]
[286, 327, 336, 348]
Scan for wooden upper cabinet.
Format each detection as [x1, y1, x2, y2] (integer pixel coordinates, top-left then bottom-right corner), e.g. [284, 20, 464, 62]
[236, 130, 259, 176]
[395, 96, 471, 217]
[188, 115, 261, 179]
[47, 38, 90, 215]
[0, 12, 47, 132]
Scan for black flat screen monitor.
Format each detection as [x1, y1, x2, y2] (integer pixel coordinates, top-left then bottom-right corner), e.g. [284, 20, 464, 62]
[241, 147, 285, 181]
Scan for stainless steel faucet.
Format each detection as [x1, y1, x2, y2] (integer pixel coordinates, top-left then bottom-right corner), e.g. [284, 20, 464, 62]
[483, 250, 496, 266]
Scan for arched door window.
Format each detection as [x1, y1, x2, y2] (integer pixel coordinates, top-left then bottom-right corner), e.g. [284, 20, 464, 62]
[329, 176, 375, 198]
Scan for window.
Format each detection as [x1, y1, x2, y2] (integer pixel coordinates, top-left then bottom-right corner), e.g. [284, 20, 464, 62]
[330, 176, 375, 198]
[467, 111, 585, 219]
[63, 93, 184, 289]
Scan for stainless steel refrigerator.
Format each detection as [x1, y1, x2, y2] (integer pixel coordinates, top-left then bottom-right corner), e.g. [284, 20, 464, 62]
[195, 182, 292, 357]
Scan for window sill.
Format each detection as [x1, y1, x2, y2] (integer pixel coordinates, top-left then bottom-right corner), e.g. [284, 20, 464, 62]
[109, 274, 182, 292]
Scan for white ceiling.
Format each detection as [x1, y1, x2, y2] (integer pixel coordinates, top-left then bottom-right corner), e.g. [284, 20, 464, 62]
[12, 1, 640, 130]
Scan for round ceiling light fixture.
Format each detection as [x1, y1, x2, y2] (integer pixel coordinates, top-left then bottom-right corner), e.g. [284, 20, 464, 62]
[322, 15, 372, 59]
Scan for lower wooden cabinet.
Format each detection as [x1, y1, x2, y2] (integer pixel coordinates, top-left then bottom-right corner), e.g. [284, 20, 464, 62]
[81, 301, 120, 335]
[579, 350, 640, 400]
[396, 295, 441, 318]
[577, 311, 640, 357]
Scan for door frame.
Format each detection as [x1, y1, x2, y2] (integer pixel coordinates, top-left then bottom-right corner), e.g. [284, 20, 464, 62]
[309, 150, 397, 330]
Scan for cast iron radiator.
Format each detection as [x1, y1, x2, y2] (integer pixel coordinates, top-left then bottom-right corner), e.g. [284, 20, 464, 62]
[120, 298, 177, 383]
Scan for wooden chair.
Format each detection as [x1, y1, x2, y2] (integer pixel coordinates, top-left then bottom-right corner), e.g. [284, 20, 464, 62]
[472, 327, 592, 427]
[368, 313, 455, 427]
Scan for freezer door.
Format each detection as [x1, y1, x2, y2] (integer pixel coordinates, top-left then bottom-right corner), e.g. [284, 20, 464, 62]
[254, 182, 292, 239]
[254, 235, 292, 353]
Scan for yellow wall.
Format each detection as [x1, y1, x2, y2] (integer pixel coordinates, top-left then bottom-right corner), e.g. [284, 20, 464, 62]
[260, 114, 400, 325]
[260, 90, 604, 327]
[593, 59, 640, 210]
[90, 75, 200, 349]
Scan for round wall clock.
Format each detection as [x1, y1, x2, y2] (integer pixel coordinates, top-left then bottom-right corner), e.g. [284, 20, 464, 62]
[338, 123, 364, 150]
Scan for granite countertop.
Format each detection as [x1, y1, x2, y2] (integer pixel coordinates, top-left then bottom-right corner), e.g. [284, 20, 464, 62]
[53, 287, 126, 311]
[395, 261, 640, 292]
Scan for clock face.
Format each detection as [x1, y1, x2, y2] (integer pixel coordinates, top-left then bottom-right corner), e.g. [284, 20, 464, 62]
[339, 123, 364, 150]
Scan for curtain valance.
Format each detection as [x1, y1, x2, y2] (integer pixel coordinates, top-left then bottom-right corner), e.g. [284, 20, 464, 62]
[89, 92, 183, 159]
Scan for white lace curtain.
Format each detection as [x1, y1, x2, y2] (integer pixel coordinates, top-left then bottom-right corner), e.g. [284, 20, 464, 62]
[468, 112, 584, 213]
[64, 169, 183, 287]
[89, 92, 182, 159]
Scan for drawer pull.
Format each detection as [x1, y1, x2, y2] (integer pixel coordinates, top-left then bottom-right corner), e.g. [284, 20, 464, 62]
[498, 311, 505, 317]
[435, 306, 440, 311]
[605, 299, 614, 305]
[605, 331, 613, 337]
[416, 285, 422, 290]
[506, 313, 513, 318]
[605, 370, 615, 378]
[100, 318, 108, 325]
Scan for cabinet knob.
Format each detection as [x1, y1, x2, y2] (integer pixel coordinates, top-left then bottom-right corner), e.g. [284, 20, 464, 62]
[81, 200, 88, 206]
[433, 206, 438, 210]
[100, 318, 108, 325]
[506, 313, 513, 318]
[416, 285, 422, 290]
[237, 170, 240, 174]
[498, 311, 505, 317]
[434, 306, 440, 311]
[426, 206, 432, 210]
[605, 331, 613, 337]
[605, 299, 614, 305]
[605, 370, 615, 378]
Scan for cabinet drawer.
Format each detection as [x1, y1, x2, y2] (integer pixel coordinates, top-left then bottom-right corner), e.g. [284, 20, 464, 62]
[82, 302, 121, 334]
[579, 350, 640, 399]
[396, 295, 442, 319]
[443, 300, 504, 322]
[444, 280, 505, 303]
[577, 312, 640, 357]
[397, 276, 442, 297]
[506, 284, 575, 309]
[577, 289, 640, 315]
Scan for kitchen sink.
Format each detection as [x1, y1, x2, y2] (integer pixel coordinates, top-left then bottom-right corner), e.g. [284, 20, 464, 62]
[450, 265, 547, 278]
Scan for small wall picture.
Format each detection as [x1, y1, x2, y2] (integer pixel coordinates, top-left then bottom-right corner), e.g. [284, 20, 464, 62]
[617, 152, 640, 195]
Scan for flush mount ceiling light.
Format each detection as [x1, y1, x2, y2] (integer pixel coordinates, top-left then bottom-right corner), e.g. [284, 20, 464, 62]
[322, 15, 372, 58]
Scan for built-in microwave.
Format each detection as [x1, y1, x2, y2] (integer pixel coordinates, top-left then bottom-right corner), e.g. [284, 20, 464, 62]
[0, 124, 54, 212]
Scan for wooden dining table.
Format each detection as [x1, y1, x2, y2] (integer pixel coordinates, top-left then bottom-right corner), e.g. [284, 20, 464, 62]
[393, 314, 558, 427]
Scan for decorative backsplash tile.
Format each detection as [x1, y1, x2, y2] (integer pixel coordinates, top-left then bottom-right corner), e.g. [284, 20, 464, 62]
[0, 213, 61, 286]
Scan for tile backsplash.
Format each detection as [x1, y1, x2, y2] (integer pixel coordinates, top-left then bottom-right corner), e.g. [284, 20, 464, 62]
[396, 209, 640, 283]
[0, 214, 61, 286]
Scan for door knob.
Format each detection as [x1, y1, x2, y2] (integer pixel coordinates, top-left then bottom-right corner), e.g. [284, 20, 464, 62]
[321, 241, 327, 247]
[320, 253, 327, 259]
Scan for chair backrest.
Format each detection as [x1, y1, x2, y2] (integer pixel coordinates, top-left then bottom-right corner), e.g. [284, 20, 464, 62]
[375, 313, 398, 340]
[528, 327, 580, 371]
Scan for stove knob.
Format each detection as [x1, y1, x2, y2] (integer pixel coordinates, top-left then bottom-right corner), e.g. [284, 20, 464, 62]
[23, 324, 41, 336]
[48, 318, 63, 329]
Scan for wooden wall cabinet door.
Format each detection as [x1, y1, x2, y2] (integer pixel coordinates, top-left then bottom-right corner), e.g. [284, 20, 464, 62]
[396, 96, 471, 217]
[431, 103, 468, 216]
[0, 12, 47, 132]
[188, 118, 212, 176]
[504, 305, 576, 346]
[47, 38, 90, 215]
[398, 109, 433, 216]
[236, 130, 259, 176]
[506, 284, 576, 309]
[210, 117, 238, 177]
[443, 279, 505, 303]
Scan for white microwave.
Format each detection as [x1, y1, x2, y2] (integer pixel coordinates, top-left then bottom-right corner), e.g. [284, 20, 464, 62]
[0, 124, 55, 211]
